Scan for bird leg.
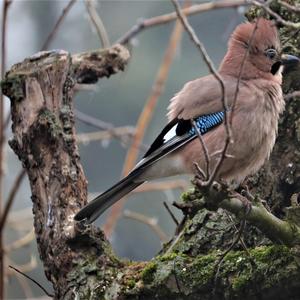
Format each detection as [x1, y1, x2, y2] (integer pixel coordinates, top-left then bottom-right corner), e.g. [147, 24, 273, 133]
[238, 182, 272, 212]
[229, 191, 252, 217]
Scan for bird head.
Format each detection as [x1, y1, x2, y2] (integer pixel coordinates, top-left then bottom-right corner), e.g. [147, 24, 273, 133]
[219, 18, 299, 82]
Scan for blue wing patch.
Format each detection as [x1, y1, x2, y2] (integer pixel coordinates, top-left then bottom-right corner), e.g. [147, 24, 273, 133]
[143, 111, 224, 158]
[188, 111, 224, 136]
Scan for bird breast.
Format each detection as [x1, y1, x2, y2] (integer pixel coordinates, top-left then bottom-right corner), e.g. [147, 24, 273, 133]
[228, 80, 284, 182]
[179, 79, 285, 185]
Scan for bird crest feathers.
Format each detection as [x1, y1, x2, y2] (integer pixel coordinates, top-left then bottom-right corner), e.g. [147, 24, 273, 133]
[230, 18, 280, 53]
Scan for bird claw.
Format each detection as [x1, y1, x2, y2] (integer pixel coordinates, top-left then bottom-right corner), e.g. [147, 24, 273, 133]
[259, 199, 272, 212]
[242, 197, 252, 216]
[240, 185, 255, 202]
[230, 191, 252, 216]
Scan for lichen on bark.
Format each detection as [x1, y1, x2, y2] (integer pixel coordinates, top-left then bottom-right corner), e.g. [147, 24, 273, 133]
[1, 2, 300, 299]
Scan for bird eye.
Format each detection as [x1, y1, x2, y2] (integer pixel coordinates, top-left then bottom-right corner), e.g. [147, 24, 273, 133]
[265, 48, 277, 60]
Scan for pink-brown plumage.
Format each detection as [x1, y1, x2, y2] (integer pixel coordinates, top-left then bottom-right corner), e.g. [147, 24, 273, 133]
[166, 18, 285, 185]
[75, 18, 294, 223]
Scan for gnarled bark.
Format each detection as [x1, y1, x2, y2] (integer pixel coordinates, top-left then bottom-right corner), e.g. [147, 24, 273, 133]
[1, 2, 300, 298]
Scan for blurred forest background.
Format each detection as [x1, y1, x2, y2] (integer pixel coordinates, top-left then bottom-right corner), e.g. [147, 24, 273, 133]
[1, 0, 245, 298]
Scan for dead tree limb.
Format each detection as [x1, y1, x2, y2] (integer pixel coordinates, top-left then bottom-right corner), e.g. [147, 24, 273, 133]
[1, 20, 300, 300]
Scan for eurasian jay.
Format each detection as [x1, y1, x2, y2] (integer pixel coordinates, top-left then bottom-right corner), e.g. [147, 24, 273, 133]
[75, 18, 299, 224]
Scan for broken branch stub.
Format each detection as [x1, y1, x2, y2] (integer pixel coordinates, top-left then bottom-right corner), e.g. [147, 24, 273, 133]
[1, 45, 129, 297]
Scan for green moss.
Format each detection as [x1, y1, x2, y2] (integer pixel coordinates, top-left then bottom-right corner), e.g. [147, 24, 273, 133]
[67, 256, 120, 299]
[181, 190, 194, 202]
[1, 75, 25, 102]
[180, 245, 295, 294]
[158, 252, 179, 262]
[251, 245, 290, 261]
[127, 279, 136, 289]
[232, 273, 251, 291]
[158, 252, 191, 262]
[181, 188, 202, 203]
[121, 245, 299, 299]
[141, 261, 158, 284]
[226, 245, 295, 296]
[189, 254, 216, 285]
[37, 108, 62, 140]
[245, 6, 261, 21]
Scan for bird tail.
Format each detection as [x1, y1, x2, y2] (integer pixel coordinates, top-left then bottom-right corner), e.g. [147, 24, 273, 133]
[74, 171, 144, 224]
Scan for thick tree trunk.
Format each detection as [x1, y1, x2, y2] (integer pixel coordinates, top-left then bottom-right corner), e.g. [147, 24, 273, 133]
[2, 2, 300, 299]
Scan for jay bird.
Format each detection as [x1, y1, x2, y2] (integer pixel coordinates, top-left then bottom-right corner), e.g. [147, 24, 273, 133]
[75, 18, 299, 224]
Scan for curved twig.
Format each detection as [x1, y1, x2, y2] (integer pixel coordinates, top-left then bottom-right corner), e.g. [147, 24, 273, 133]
[117, 0, 249, 44]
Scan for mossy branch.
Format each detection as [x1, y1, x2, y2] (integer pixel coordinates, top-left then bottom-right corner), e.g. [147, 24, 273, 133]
[1, 0, 300, 298]
[117, 245, 300, 300]
[220, 194, 300, 246]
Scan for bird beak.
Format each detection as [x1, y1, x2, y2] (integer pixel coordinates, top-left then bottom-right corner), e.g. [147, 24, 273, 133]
[281, 54, 300, 66]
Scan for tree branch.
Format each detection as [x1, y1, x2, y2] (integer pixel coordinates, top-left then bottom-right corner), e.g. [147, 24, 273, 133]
[103, 11, 185, 237]
[220, 195, 300, 246]
[0, 1, 12, 296]
[1, 44, 129, 299]
[2, 1, 300, 298]
[85, 0, 110, 48]
[117, 0, 249, 44]
[251, 0, 300, 29]
[171, 0, 230, 187]
[41, 0, 76, 51]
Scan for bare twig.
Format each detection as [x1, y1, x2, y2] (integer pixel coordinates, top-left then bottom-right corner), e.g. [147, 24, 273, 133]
[165, 226, 186, 254]
[191, 119, 210, 180]
[75, 108, 121, 130]
[6, 207, 32, 230]
[123, 210, 168, 242]
[122, 15, 184, 176]
[134, 180, 187, 193]
[213, 218, 247, 293]
[284, 91, 300, 101]
[75, 108, 147, 150]
[7, 258, 33, 298]
[0, 168, 26, 232]
[193, 162, 206, 180]
[224, 212, 251, 256]
[282, 28, 300, 47]
[3, 0, 77, 129]
[173, 257, 182, 293]
[278, 0, 300, 12]
[229, 19, 260, 126]
[14, 272, 33, 298]
[41, 0, 76, 50]
[85, 0, 110, 48]
[4, 0, 75, 129]
[9, 265, 54, 298]
[251, 0, 300, 29]
[0, 1, 12, 297]
[163, 201, 179, 226]
[171, 0, 230, 187]
[103, 9, 185, 237]
[5, 228, 35, 251]
[88, 179, 187, 200]
[8, 256, 37, 275]
[117, 0, 249, 44]
[219, 194, 300, 245]
[77, 127, 135, 144]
